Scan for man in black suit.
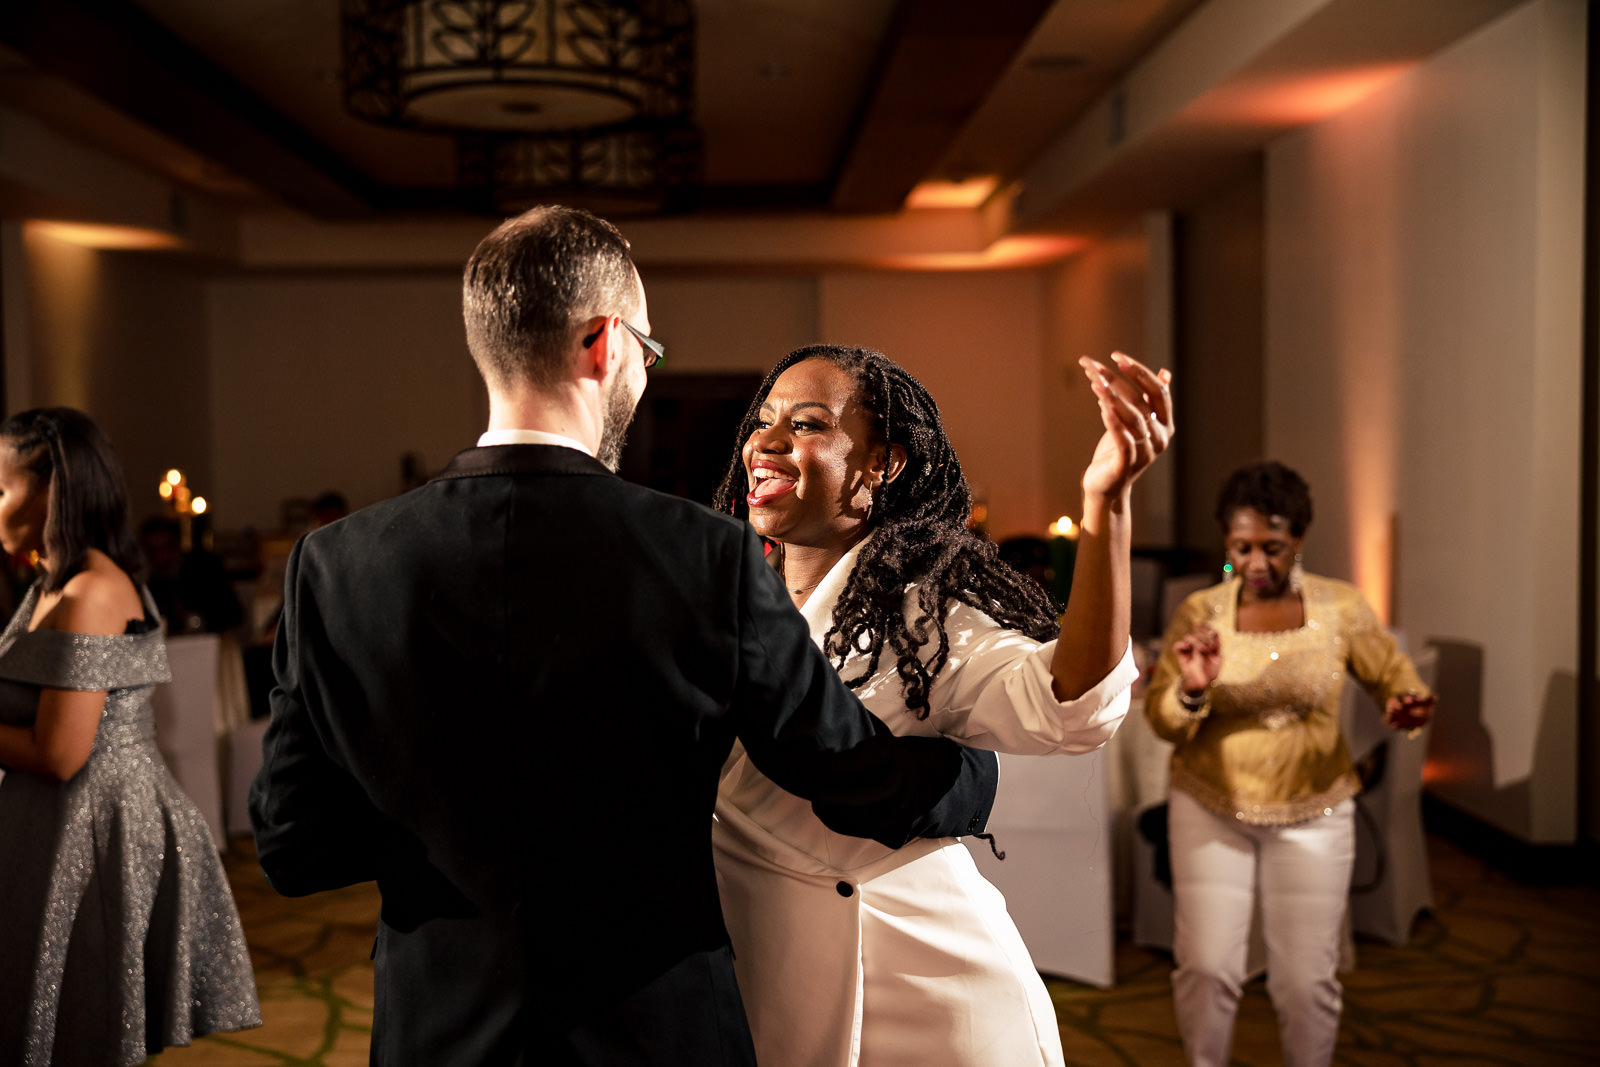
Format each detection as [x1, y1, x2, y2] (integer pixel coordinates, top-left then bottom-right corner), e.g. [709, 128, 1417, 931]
[249, 205, 997, 1066]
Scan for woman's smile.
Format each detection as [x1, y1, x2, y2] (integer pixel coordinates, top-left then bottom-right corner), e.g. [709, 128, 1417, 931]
[746, 457, 797, 507]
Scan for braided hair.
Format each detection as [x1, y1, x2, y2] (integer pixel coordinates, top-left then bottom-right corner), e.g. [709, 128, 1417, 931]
[712, 345, 1059, 718]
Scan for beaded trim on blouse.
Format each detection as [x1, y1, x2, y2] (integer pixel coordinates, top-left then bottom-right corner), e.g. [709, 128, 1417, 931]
[1171, 764, 1361, 826]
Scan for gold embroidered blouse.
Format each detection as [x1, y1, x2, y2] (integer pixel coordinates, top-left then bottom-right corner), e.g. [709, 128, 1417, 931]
[1145, 573, 1429, 826]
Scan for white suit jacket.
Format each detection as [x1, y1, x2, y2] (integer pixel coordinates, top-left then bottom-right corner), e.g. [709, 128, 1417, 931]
[711, 545, 1136, 1066]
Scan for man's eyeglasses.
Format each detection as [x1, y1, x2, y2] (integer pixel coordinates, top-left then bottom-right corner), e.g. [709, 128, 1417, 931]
[583, 318, 665, 369]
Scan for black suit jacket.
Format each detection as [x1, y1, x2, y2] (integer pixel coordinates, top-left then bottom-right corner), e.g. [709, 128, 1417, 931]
[249, 445, 996, 1066]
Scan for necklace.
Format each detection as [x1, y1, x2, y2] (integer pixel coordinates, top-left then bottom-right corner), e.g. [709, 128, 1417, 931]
[789, 579, 823, 595]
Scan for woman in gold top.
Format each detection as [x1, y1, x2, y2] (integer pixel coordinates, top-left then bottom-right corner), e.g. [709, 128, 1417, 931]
[1146, 461, 1434, 1067]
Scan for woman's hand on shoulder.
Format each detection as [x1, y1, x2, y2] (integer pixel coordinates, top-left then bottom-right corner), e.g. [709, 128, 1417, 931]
[1078, 352, 1175, 502]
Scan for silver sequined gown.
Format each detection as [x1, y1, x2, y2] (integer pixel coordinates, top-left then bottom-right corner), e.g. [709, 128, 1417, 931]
[0, 583, 261, 1066]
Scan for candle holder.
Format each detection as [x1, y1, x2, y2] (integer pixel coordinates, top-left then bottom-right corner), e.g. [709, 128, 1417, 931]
[1045, 514, 1080, 608]
[157, 469, 209, 552]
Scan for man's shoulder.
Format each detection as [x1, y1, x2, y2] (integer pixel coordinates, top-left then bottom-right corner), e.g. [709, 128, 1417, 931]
[300, 470, 751, 556]
[608, 479, 747, 534]
[298, 488, 422, 543]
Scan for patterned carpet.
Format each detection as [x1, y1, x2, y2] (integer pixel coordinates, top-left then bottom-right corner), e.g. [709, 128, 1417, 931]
[143, 848, 377, 1066]
[144, 833, 1600, 1066]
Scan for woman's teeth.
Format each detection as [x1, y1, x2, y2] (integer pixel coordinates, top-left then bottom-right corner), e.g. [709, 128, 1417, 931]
[748, 468, 796, 503]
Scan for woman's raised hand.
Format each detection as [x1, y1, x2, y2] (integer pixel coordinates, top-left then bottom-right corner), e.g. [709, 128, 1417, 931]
[1172, 624, 1222, 693]
[1079, 352, 1174, 500]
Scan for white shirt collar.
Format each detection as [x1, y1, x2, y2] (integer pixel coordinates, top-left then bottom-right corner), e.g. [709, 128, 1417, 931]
[476, 429, 593, 457]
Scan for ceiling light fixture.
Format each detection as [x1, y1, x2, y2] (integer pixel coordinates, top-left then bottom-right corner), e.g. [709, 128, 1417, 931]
[458, 116, 701, 215]
[342, 0, 700, 212]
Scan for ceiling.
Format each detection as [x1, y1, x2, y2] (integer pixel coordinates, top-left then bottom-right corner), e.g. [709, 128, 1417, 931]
[0, 0, 1526, 259]
[0, 0, 1206, 221]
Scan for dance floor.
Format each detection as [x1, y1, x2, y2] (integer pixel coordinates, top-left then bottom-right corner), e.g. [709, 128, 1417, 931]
[144, 833, 1600, 1066]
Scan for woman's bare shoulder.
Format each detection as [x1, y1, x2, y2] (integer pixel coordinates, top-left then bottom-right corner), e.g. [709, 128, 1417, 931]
[41, 551, 142, 635]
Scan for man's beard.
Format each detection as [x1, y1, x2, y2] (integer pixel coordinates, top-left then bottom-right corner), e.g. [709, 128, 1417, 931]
[596, 373, 639, 473]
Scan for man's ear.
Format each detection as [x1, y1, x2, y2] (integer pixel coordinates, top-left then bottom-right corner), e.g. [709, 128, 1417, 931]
[580, 316, 617, 381]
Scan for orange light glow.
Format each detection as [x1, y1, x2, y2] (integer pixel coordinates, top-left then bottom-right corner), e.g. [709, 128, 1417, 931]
[28, 221, 183, 251]
[191, 496, 208, 515]
[158, 482, 173, 500]
[1047, 515, 1078, 539]
[1192, 64, 1410, 129]
[905, 176, 1001, 210]
[873, 234, 1084, 272]
[165, 469, 184, 485]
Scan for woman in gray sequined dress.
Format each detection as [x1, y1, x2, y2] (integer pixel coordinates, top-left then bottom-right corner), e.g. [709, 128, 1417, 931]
[0, 408, 260, 1066]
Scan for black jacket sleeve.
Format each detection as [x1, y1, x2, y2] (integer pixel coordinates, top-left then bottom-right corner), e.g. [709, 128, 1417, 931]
[249, 537, 386, 896]
[729, 527, 995, 848]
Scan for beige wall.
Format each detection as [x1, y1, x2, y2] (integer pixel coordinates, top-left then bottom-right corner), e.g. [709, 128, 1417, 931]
[201, 266, 1062, 541]
[205, 273, 483, 531]
[206, 270, 817, 529]
[1042, 225, 1160, 543]
[817, 269, 1050, 541]
[1264, 0, 1586, 842]
[5, 224, 214, 525]
[640, 274, 819, 372]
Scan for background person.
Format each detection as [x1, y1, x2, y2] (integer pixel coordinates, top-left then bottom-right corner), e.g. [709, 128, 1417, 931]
[1145, 460, 1434, 1067]
[138, 515, 245, 635]
[709, 344, 1173, 1066]
[0, 407, 259, 1066]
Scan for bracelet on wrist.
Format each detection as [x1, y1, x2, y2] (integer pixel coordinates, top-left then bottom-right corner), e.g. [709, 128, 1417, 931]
[1177, 686, 1211, 716]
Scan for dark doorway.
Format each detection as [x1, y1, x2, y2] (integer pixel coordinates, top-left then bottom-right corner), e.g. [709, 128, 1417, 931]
[617, 373, 764, 507]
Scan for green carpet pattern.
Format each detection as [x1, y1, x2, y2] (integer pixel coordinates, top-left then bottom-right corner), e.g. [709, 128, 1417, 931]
[145, 835, 1599, 1066]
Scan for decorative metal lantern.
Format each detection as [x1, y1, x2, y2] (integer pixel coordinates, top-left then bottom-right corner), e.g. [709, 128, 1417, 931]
[342, 0, 695, 134]
[459, 117, 701, 214]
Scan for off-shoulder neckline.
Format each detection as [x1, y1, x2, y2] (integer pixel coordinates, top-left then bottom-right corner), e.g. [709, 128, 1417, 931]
[11, 581, 158, 641]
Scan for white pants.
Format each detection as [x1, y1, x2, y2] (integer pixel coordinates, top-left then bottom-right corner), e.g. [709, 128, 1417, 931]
[1168, 789, 1355, 1067]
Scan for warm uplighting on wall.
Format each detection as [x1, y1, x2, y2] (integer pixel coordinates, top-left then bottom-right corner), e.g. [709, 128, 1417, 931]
[1192, 64, 1410, 129]
[905, 176, 1000, 209]
[28, 221, 183, 251]
[1349, 511, 1394, 628]
[874, 234, 1085, 271]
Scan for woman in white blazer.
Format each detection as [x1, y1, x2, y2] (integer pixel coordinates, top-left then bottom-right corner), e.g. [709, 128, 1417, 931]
[709, 344, 1174, 1065]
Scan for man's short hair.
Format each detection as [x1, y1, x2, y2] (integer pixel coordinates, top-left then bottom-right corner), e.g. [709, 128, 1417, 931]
[462, 205, 639, 390]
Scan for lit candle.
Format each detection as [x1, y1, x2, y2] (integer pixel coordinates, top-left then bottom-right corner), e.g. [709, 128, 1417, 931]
[1046, 514, 1079, 606]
